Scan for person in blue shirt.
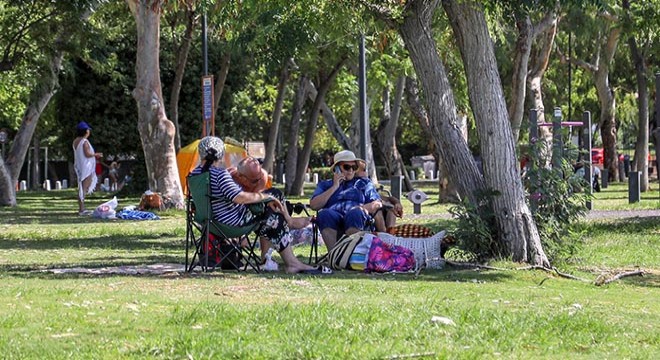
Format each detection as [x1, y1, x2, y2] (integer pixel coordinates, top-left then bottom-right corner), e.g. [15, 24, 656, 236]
[310, 150, 382, 250]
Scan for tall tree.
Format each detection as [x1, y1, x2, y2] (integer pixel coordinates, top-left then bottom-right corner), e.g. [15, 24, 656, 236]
[443, 0, 549, 266]
[368, 0, 549, 265]
[622, 0, 660, 192]
[558, 7, 622, 181]
[0, 0, 97, 206]
[126, 0, 184, 208]
[263, 58, 293, 174]
[165, 0, 198, 152]
[507, 2, 559, 142]
[283, 74, 308, 196]
[374, 76, 412, 189]
[527, 18, 557, 167]
[289, 59, 345, 195]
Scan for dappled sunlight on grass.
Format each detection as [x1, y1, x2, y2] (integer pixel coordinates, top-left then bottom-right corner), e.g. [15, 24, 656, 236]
[1, 187, 659, 358]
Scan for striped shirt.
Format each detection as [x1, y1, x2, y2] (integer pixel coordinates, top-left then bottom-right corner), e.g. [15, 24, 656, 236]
[191, 165, 251, 226]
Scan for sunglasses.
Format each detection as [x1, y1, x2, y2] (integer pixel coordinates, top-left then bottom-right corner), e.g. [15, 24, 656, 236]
[341, 164, 358, 171]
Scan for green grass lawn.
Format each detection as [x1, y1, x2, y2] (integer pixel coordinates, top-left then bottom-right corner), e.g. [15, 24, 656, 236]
[0, 185, 658, 359]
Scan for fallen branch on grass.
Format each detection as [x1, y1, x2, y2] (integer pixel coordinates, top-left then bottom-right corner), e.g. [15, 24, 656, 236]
[448, 262, 645, 286]
[517, 265, 591, 283]
[594, 270, 645, 286]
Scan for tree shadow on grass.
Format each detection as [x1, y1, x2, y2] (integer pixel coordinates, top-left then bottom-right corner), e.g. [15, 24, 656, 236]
[2, 259, 516, 284]
[1, 254, 185, 275]
[0, 210, 178, 225]
[579, 216, 660, 235]
[0, 235, 183, 251]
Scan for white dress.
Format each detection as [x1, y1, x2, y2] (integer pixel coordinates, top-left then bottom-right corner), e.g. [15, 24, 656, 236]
[73, 138, 97, 200]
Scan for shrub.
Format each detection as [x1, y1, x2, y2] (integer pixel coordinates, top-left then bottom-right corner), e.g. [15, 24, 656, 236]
[522, 142, 590, 262]
[447, 142, 590, 263]
[448, 189, 499, 262]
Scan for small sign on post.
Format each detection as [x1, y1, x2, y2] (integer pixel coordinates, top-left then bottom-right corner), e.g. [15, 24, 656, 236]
[201, 75, 215, 136]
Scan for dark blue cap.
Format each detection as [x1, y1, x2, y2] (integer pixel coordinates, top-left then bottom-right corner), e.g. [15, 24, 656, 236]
[76, 121, 91, 131]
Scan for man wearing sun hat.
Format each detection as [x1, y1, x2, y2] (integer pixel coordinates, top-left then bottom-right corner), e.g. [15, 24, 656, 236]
[310, 150, 382, 250]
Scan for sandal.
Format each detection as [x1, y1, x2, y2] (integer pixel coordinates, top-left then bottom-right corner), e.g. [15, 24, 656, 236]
[300, 265, 333, 275]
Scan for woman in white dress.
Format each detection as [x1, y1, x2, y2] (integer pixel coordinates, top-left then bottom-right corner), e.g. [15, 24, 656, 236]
[73, 121, 103, 215]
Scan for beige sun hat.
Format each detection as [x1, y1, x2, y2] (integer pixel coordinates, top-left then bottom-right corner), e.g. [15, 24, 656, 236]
[331, 150, 365, 168]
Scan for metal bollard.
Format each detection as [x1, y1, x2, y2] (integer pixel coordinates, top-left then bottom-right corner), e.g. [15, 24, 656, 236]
[62, 179, 68, 189]
[409, 170, 416, 181]
[601, 169, 608, 189]
[390, 176, 402, 201]
[628, 171, 640, 203]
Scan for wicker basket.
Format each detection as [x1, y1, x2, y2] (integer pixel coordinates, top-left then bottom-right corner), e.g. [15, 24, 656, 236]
[377, 231, 446, 270]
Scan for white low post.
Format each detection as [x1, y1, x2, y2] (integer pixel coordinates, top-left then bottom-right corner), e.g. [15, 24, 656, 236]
[313, 173, 319, 184]
[104, 178, 110, 188]
[282, 174, 286, 184]
[62, 179, 68, 189]
[55, 181, 62, 190]
[44, 180, 51, 191]
[409, 170, 416, 181]
[305, 173, 310, 182]
[20, 180, 27, 191]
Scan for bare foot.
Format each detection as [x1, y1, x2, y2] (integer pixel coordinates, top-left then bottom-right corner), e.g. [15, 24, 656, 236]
[288, 216, 311, 229]
[285, 263, 316, 274]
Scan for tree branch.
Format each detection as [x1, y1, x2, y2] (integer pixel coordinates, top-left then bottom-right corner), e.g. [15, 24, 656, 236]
[555, 42, 598, 73]
[595, 270, 644, 286]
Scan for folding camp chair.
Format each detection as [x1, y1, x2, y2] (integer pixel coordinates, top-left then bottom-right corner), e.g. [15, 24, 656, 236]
[184, 171, 264, 272]
[282, 201, 326, 265]
[304, 185, 397, 265]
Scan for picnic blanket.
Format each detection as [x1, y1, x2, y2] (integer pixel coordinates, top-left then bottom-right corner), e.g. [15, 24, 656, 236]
[117, 209, 160, 220]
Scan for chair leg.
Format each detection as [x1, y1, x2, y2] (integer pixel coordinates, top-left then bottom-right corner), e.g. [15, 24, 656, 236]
[307, 222, 327, 265]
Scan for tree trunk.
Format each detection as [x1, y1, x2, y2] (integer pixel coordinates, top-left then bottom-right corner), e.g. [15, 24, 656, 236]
[283, 75, 308, 196]
[628, 36, 649, 191]
[31, 136, 41, 189]
[1, 49, 64, 207]
[527, 20, 557, 167]
[443, 0, 549, 266]
[509, 10, 557, 142]
[509, 17, 533, 141]
[375, 76, 406, 180]
[404, 75, 456, 201]
[212, 53, 231, 124]
[0, 156, 16, 206]
[128, 0, 184, 209]
[168, 3, 196, 153]
[398, 0, 483, 204]
[290, 61, 344, 196]
[595, 24, 621, 182]
[306, 80, 351, 150]
[263, 58, 293, 174]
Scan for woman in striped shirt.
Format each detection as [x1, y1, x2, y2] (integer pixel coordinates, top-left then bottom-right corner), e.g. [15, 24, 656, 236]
[191, 136, 330, 274]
